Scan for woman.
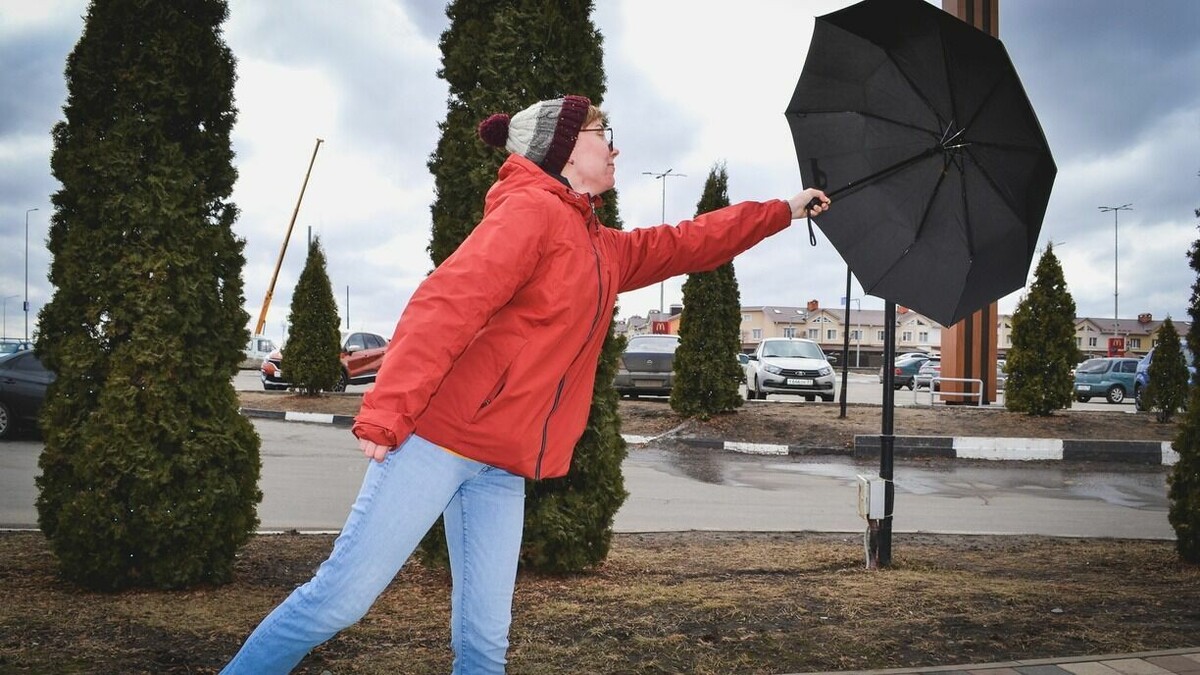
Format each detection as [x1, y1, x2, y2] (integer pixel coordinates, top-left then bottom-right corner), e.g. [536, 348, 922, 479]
[222, 94, 829, 674]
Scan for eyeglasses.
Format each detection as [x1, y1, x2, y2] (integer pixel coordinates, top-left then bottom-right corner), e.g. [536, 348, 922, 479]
[580, 126, 614, 151]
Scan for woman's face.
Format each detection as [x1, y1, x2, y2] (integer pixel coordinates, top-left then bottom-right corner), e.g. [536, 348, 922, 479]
[562, 124, 618, 195]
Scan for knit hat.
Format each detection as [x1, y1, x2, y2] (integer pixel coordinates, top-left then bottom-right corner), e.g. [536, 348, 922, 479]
[477, 95, 591, 175]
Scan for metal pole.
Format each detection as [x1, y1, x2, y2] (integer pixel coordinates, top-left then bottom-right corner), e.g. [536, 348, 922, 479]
[346, 285, 350, 330]
[1099, 204, 1132, 352]
[24, 208, 38, 343]
[872, 301, 897, 567]
[256, 138, 324, 336]
[643, 169, 686, 313]
[839, 269, 852, 418]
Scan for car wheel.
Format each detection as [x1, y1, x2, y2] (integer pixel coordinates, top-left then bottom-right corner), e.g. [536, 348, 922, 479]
[906, 381, 915, 391]
[0, 401, 11, 440]
[1106, 385, 1126, 404]
[820, 394, 834, 402]
[1134, 384, 1146, 411]
[804, 395, 815, 402]
[753, 376, 767, 401]
[1076, 395, 1091, 403]
[330, 370, 349, 393]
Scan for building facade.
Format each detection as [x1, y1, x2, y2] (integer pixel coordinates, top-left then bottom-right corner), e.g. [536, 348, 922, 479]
[617, 301, 1188, 368]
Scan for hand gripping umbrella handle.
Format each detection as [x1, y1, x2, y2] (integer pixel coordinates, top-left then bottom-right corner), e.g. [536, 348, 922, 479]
[803, 144, 942, 248]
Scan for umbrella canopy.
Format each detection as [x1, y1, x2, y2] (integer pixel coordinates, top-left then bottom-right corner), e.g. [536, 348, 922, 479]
[786, 0, 1056, 327]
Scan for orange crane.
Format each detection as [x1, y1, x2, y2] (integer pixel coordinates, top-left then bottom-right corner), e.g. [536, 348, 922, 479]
[254, 138, 323, 337]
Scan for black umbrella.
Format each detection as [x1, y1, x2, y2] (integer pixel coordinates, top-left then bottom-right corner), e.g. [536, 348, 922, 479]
[786, 0, 1056, 327]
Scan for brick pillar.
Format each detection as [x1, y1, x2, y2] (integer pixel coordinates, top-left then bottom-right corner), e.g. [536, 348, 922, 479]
[941, 0, 1000, 405]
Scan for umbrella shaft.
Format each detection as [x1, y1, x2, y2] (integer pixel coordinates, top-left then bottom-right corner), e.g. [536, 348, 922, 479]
[823, 146, 940, 200]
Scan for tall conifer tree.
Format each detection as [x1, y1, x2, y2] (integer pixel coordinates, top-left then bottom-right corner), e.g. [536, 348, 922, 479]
[670, 164, 745, 417]
[1168, 213, 1200, 562]
[282, 237, 342, 395]
[1004, 244, 1081, 416]
[35, 0, 260, 590]
[1143, 317, 1188, 423]
[421, 0, 627, 572]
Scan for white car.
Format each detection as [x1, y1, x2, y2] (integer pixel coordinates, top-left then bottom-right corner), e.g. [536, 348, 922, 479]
[744, 337, 836, 402]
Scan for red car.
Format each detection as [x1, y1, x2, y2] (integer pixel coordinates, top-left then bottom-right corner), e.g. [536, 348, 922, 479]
[261, 330, 388, 392]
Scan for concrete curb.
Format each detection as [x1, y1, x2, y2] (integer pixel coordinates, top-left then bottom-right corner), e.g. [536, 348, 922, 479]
[238, 408, 1177, 465]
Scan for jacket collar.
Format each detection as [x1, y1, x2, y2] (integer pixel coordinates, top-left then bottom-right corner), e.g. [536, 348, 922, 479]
[493, 154, 604, 217]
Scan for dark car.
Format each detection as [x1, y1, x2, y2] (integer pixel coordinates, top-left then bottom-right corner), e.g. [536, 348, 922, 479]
[1134, 342, 1195, 411]
[1073, 357, 1139, 404]
[0, 351, 54, 439]
[879, 354, 930, 390]
[261, 330, 389, 392]
[614, 334, 681, 397]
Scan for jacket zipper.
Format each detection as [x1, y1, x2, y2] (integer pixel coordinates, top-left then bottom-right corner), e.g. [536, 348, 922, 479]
[534, 197, 606, 479]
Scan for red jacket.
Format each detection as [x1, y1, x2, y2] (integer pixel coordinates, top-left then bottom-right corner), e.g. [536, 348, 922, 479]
[353, 154, 791, 479]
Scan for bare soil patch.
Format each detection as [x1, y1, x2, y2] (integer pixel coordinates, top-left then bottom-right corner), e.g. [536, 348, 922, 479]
[1, 531, 1196, 674]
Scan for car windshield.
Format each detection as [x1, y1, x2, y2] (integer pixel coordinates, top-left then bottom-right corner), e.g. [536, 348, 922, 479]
[627, 336, 679, 353]
[1077, 359, 1110, 374]
[761, 341, 823, 359]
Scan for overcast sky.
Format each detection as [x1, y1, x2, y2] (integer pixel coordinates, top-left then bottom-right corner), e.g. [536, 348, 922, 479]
[2, 0, 1198, 345]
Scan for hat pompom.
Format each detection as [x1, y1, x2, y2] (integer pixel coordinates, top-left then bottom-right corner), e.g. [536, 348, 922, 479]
[478, 114, 510, 148]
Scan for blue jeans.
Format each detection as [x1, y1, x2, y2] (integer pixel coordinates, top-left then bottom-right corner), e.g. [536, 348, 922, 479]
[221, 434, 526, 674]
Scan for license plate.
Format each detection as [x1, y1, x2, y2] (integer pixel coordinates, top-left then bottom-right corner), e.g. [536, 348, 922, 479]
[634, 380, 664, 388]
[787, 378, 813, 386]
[1076, 384, 1090, 391]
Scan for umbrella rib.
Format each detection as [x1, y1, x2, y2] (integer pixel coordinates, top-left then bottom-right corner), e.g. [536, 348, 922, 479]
[824, 145, 941, 200]
[792, 109, 938, 139]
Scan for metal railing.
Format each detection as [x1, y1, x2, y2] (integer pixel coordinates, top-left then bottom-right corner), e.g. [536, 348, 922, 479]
[914, 376, 982, 406]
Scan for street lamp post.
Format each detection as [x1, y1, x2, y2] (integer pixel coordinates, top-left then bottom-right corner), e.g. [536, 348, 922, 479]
[643, 169, 686, 313]
[2, 294, 17, 340]
[24, 207, 38, 343]
[1099, 204, 1132, 353]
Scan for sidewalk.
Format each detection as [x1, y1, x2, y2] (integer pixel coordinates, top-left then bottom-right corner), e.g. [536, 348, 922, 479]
[790, 647, 1200, 675]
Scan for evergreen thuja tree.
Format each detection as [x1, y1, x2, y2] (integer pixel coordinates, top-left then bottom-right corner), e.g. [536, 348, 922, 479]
[1004, 243, 1081, 416]
[1145, 317, 1189, 423]
[670, 164, 744, 418]
[282, 237, 342, 395]
[1168, 214, 1200, 562]
[419, 0, 627, 573]
[36, 0, 260, 590]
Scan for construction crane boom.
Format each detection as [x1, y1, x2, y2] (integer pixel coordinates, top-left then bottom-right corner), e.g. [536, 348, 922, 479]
[254, 137, 323, 337]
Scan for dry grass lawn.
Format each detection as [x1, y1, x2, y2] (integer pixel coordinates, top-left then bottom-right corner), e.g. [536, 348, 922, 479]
[2, 531, 1198, 674]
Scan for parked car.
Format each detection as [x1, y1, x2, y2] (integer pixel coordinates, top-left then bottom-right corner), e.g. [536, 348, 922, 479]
[879, 354, 930, 390]
[614, 334, 681, 397]
[1134, 342, 1195, 411]
[0, 351, 54, 439]
[744, 337, 835, 401]
[241, 335, 277, 369]
[1073, 357, 1139, 404]
[0, 340, 33, 356]
[261, 330, 389, 391]
[915, 358, 941, 389]
[996, 358, 1007, 391]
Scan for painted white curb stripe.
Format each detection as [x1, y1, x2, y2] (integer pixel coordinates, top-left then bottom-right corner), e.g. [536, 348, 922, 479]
[954, 437, 1064, 461]
[284, 411, 335, 425]
[1162, 441, 1180, 466]
[725, 441, 789, 456]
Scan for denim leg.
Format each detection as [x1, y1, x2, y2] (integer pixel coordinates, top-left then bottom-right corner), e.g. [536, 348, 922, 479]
[222, 435, 480, 675]
[445, 465, 526, 675]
